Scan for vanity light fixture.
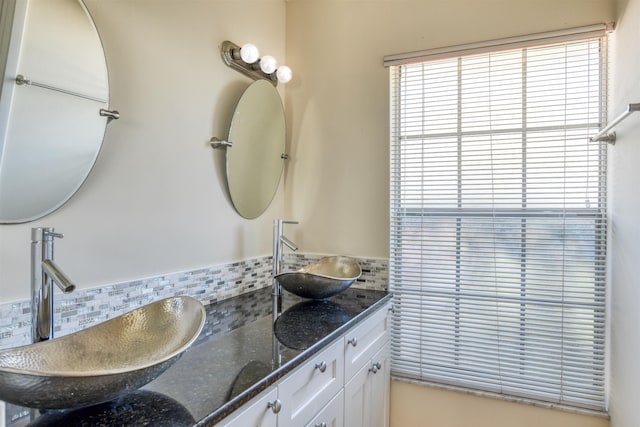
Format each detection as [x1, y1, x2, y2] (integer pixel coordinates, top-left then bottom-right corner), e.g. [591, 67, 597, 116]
[221, 40, 292, 85]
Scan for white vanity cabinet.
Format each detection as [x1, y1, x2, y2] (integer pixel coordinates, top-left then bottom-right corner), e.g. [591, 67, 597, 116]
[343, 304, 391, 427]
[218, 301, 391, 427]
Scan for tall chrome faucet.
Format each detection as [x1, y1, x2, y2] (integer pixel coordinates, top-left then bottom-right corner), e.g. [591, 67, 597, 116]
[271, 220, 298, 367]
[31, 227, 76, 343]
[272, 219, 298, 297]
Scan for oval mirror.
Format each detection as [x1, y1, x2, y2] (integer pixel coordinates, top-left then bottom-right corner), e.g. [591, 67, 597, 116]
[0, 0, 110, 223]
[225, 80, 285, 219]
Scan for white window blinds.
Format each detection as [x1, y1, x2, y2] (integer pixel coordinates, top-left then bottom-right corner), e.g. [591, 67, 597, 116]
[388, 31, 607, 411]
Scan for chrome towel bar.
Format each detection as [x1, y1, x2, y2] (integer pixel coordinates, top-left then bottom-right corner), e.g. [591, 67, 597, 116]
[15, 74, 119, 121]
[591, 102, 640, 144]
[15, 74, 107, 103]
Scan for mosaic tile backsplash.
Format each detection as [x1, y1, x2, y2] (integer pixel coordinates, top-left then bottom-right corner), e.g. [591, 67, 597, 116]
[0, 254, 388, 349]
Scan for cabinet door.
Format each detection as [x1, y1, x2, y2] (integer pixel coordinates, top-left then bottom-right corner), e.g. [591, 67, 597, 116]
[305, 390, 344, 427]
[344, 303, 391, 381]
[278, 339, 344, 426]
[369, 343, 390, 427]
[344, 358, 370, 427]
[218, 387, 278, 427]
[344, 341, 390, 427]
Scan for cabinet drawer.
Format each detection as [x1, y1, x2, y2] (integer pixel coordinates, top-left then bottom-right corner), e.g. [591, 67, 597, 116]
[278, 339, 344, 426]
[218, 386, 278, 427]
[344, 303, 391, 381]
[305, 389, 344, 427]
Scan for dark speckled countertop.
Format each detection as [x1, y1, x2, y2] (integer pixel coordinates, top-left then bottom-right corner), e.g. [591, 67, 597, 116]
[5, 286, 391, 427]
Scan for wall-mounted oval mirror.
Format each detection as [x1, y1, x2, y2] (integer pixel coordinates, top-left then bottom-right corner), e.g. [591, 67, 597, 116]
[222, 79, 286, 219]
[0, 0, 111, 223]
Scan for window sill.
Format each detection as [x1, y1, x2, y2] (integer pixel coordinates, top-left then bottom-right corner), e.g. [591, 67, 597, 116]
[391, 375, 610, 420]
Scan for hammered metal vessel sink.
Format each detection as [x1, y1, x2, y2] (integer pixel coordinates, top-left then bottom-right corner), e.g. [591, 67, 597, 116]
[0, 296, 205, 409]
[275, 256, 362, 299]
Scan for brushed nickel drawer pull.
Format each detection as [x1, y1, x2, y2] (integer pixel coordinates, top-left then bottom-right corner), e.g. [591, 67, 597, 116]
[267, 399, 282, 414]
[347, 337, 358, 347]
[315, 361, 327, 373]
[369, 361, 382, 374]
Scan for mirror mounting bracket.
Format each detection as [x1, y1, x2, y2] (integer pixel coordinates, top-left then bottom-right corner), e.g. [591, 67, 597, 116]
[99, 109, 120, 123]
[210, 137, 233, 149]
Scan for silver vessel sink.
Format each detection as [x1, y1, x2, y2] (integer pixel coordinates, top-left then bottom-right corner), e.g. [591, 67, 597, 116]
[0, 296, 206, 409]
[275, 256, 362, 299]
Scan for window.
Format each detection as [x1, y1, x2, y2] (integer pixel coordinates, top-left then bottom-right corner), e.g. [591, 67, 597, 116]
[387, 29, 607, 411]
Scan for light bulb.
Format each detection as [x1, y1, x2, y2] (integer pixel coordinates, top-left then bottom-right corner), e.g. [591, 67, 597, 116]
[239, 43, 259, 64]
[276, 66, 292, 83]
[260, 55, 278, 74]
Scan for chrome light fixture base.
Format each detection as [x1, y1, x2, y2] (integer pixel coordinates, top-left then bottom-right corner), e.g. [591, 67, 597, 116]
[221, 40, 277, 86]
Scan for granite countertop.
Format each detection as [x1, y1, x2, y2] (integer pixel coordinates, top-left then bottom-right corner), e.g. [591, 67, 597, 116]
[5, 286, 391, 427]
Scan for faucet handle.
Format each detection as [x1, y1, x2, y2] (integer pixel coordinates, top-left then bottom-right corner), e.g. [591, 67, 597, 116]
[31, 227, 64, 242]
[274, 219, 299, 228]
[44, 230, 64, 239]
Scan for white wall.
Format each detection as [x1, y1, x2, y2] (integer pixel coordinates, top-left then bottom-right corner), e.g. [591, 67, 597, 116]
[608, 1, 640, 426]
[0, 0, 286, 302]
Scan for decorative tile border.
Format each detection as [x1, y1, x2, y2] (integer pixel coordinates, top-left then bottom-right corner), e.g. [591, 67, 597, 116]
[0, 254, 388, 350]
